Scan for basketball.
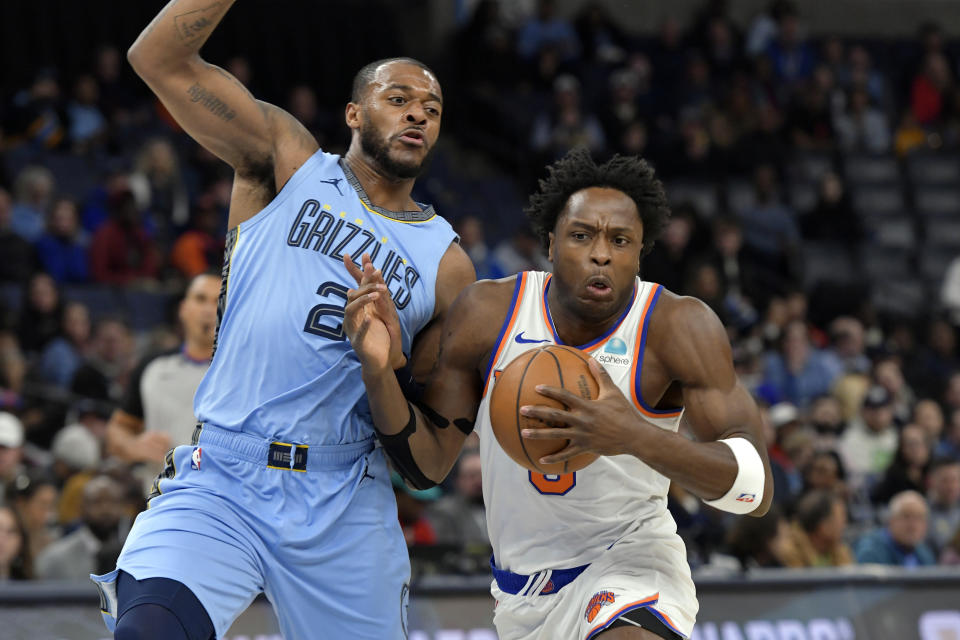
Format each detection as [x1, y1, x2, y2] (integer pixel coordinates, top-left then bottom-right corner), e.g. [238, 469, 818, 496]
[489, 344, 600, 475]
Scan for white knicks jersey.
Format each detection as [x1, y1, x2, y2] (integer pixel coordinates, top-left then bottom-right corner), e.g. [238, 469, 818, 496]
[478, 271, 686, 574]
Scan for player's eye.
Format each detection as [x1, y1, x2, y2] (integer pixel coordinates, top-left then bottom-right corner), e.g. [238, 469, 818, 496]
[614, 237, 630, 245]
[388, 96, 406, 105]
[426, 107, 441, 116]
[572, 232, 588, 241]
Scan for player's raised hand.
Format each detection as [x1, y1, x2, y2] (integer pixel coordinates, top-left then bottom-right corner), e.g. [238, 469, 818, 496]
[343, 253, 406, 371]
[519, 358, 648, 464]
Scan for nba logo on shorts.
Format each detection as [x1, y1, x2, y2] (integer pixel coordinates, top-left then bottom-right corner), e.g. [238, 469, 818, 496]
[191, 447, 202, 471]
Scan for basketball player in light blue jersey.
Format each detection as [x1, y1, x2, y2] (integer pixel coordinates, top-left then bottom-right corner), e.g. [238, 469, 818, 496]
[90, 2, 476, 639]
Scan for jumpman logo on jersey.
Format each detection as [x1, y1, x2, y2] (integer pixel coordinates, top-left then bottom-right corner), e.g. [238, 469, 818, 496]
[361, 459, 376, 483]
[319, 177, 344, 196]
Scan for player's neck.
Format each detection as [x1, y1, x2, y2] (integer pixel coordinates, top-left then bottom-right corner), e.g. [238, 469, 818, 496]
[343, 150, 418, 212]
[546, 284, 629, 348]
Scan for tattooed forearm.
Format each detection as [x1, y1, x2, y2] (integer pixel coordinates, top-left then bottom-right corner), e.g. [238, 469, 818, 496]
[187, 83, 237, 121]
[174, 2, 224, 46]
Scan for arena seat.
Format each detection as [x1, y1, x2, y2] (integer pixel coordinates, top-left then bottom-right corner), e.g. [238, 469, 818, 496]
[843, 152, 900, 185]
[851, 184, 905, 217]
[905, 152, 960, 186]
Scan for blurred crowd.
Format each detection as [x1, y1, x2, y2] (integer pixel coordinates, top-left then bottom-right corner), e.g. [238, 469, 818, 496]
[1, 0, 960, 582]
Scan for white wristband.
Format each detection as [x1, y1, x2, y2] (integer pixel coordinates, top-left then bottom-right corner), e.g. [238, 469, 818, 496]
[703, 437, 765, 515]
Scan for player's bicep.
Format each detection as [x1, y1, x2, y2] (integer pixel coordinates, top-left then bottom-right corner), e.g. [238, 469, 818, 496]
[131, 56, 275, 170]
[682, 381, 763, 445]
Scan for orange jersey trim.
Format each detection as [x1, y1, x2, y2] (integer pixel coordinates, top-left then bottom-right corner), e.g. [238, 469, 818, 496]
[482, 272, 529, 398]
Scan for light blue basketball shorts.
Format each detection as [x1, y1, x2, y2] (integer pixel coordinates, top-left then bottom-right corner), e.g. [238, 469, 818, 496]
[92, 424, 411, 639]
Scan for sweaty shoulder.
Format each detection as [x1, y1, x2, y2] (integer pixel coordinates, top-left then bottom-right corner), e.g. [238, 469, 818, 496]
[442, 276, 520, 371]
[647, 288, 735, 389]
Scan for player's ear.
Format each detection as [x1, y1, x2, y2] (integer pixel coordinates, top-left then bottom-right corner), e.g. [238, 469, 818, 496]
[345, 102, 361, 131]
[547, 232, 555, 263]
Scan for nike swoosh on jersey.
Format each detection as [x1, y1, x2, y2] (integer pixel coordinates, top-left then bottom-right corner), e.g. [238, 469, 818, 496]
[515, 332, 550, 344]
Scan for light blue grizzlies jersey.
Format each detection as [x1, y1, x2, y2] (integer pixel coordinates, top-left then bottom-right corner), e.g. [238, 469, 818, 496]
[194, 150, 456, 445]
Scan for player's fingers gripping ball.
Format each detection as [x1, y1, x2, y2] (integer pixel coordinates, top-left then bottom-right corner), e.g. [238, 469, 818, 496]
[489, 344, 599, 475]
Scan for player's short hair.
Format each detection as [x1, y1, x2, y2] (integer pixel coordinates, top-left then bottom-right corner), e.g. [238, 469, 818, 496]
[525, 147, 670, 258]
[351, 57, 438, 103]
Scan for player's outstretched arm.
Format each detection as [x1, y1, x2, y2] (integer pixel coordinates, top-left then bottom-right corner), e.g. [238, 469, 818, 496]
[522, 294, 773, 516]
[346, 271, 508, 487]
[127, 1, 317, 204]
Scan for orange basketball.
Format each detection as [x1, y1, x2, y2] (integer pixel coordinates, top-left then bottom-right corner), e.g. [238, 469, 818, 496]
[489, 344, 600, 475]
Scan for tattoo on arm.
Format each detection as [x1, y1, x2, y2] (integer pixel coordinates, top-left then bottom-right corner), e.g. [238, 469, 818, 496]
[187, 83, 237, 121]
[174, 2, 224, 46]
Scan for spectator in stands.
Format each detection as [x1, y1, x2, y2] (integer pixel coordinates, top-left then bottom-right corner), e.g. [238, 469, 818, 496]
[738, 164, 800, 280]
[106, 274, 218, 489]
[765, 401, 809, 503]
[781, 489, 854, 567]
[840, 385, 900, 488]
[491, 226, 550, 276]
[926, 458, 960, 554]
[874, 355, 915, 426]
[800, 171, 859, 245]
[871, 424, 931, 506]
[833, 86, 890, 153]
[429, 450, 488, 548]
[913, 398, 945, 445]
[530, 75, 606, 160]
[34, 301, 91, 388]
[942, 525, 960, 565]
[809, 395, 846, 448]
[573, 1, 627, 65]
[287, 84, 332, 148]
[7, 470, 59, 560]
[725, 505, 793, 570]
[643, 203, 699, 294]
[16, 272, 62, 355]
[762, 320, 837, 408]
[49, 422, 101, 520]
[516, 0, 580, 63]
[765, 7, 815, 89]
[937, 408, 960, 459]
[943, 255, 960, 325]
[702, 216, 760, 329]
[802, 450, 848, 499]
[6, 70, 65, 151]
[0, 505, 32, 580]
[169, 198, 224, 279]
[823, 316, 871, 379]
[0, 413, 26, 495]
[911, 52, 953, 126]
[455, 216, 503, 280]
[393, 472, 439, 546]
[70, 317, 134, 403]
[35, 474, 127, 579]
[11, 166, 55, 243]
[786, 68, 837, 150]
[909, 320, 960, 401]
[0, 332, 26, 404]
[845, 45, 887, 107]
[130, 138, 190, 243]
[0, 187, 38, 284]
[34, 197, 90, 284]
[89, 188, 159, 285]
[855, 490, 936, 566]
[67, 74, 107, 153]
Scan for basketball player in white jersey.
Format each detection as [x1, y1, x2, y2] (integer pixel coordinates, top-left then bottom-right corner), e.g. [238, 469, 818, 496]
[344, 147, 773, 640]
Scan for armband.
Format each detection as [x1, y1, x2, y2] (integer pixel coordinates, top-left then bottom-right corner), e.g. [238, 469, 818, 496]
[703, 437, 765, 515]
[394, 360, 424, 401]
[376, 403, 438, 490]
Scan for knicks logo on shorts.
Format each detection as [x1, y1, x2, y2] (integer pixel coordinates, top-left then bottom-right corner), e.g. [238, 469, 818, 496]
[585, 590, 616, 623]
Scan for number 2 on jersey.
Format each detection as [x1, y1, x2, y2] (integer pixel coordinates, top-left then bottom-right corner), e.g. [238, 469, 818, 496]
[303, 281, 349, 340]
[529, 471, 576, 495]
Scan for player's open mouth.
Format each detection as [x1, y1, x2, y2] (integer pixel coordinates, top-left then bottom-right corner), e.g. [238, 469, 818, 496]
[585, 276, 613, 298]
[397, 129, 425, 146]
